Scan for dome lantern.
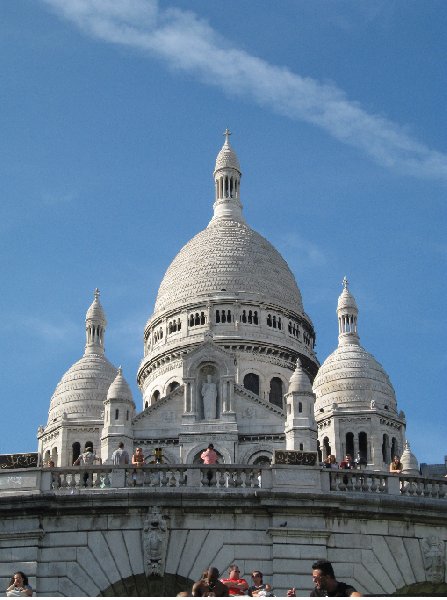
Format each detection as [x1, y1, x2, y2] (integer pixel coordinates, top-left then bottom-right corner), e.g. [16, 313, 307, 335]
[337, 276, 359, 346]
[85, 288, 107, 356]
[212, 129, 244, 222]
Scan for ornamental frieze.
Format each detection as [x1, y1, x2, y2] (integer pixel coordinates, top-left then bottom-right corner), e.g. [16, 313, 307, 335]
[144, 360, 183, 385]
[274, 450, 318, 466]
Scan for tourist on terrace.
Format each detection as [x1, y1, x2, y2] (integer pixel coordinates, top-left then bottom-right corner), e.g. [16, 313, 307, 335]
[201, 443, 218, 464]
[389, 455, 403, 474]
[323, 455, 338, 469]
[339, 454, 355, 469]
[287, 560, 362, 597]
[131, 447, 145, 486]
[6, 571, 33, 597]
[111, 441, 129, 465]
[73, 444, 102, 486]
[220, 565, 248, 596]
[247, 571, 274, 596]
[192, 567, 229, 596]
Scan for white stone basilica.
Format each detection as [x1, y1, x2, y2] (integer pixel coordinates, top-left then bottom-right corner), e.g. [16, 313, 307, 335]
[37, 132, 408, 472]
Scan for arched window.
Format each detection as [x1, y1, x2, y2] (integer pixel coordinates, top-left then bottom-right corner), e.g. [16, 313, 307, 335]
[269, 377, 283, 408]
[298, 401, 303, 413]
[221, 310, 226, 323]
[273, 316, 277, 328]
[278, 317, 282, 330]
[267, 314, 272, 327]
[391, 437, 398, 460]
[317, 440, 322, 463]
[242, 310, 247, 323]
[382, 434, 390, 463]
[346, 432, 354, 458]
[227, 310, 231, 323]
[115, 409, 119, 420]
[243, 373, 260, 396]
[323, 436, 331, 459]
[201, 312, 206, 325]
[299, 443, 304, 451]
[194, 313, 200, 326]
[167, 381, 180, 394]
[144, 401, 149, 409]
[215, 310, 220, 323]
[359, 431, 368, 463]
[151, 390, 160, 403]
[253, 455, 271, 467]
[253, 311, 258, 325]
[72, 442, 81, 464]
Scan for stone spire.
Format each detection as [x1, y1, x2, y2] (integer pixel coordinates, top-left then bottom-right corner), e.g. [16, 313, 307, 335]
[85, 288, 107, 355]
[211, 129, 244, 222]
[337, 276, 359, 346]
[284, 359, 317, 452]
[401, 440, 419, 475]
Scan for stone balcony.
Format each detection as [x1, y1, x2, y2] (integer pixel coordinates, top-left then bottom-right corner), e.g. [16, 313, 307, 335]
[0, 464, 445, 501]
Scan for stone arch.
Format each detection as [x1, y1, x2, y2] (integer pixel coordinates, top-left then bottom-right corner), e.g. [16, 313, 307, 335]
[393, 581, 447, 596]
[100, 571, 194, 596]
[184, 443, 231, 465]
[269, 376, 284, 408]
[239, 444, 273, 465]
[166, 380, 180, 394]
[243, 372, 260, 396]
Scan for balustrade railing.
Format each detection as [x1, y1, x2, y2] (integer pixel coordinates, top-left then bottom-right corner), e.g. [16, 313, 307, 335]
[1, 465, 446, 501]
[399, 475, 446, 499]
[329, 470, 388, 494]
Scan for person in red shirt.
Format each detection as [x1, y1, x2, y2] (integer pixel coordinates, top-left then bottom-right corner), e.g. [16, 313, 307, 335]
[220, 564, 249, 596]
[201, 443, 218, 464]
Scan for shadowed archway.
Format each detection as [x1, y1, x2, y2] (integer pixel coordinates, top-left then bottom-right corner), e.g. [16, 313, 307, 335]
[100, 572, 194, 597]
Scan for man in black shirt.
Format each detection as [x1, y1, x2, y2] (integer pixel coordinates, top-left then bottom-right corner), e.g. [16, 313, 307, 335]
[287, 560, 361, 597]
[310, 560, 361, 597]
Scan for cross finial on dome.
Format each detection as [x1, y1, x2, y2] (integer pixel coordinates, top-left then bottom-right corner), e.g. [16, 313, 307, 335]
[342, 276, 349, 290]
[223, 128, 231, 145]
[118, 366, 122, 375]
[94, 288, 100, 301]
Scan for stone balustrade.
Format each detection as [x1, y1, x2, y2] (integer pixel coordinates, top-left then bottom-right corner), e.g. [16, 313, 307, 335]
[0, 464, 445, 499]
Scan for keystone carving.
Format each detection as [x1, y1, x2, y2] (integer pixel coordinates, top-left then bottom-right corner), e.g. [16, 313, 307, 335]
[142, 506, 168, 577]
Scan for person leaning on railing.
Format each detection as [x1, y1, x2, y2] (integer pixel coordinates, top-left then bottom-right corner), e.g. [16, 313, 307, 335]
[73, 445, 102, 486]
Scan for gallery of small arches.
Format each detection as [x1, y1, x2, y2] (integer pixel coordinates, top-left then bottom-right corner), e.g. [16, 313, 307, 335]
[318, 432, 400, 464]
[148, 374, 286, 410]
[146, 307, 315, 350]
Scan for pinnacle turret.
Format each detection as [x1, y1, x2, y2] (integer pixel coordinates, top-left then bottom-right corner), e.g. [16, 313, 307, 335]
[85, 288, 107, 355]
[337, 276, 359, 345]
[211, 129, 244, 222]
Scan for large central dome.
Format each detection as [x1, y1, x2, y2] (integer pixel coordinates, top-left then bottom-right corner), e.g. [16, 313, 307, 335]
[154, 218, 303, 314]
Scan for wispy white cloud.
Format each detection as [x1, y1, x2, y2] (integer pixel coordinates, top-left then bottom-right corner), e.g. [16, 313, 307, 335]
[277, 233, 328, 268]
[2, 315, 79, 342]
[41, 191, 77, 206]
[43, 0, 447, 181]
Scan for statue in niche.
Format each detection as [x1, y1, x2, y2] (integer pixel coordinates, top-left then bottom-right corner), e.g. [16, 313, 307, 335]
[421, 535, 445, 583]
[142, 506, 168, 577]
[201, 374, 217, 420]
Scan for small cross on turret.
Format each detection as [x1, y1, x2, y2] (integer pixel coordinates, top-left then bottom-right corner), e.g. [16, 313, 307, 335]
[223, 128, 231, 144]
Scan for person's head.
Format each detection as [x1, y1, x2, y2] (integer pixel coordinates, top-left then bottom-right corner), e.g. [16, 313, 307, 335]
[207, 567, 219, 583]
[345, 454, 352, 462]
[393, 455, 400, 463]
[251, 571, 263, 584]
[311, 560, 335, 591]
[85, 445, 93, 452]
[329, 455, 336, 463]
[135, 447, 143, 453]
[208, 443, 214, 450]
[47, 459, 55, 467]
[229, 564, 241, 578]
[10, 572, 28, 587]
[118, 442, 124, 449]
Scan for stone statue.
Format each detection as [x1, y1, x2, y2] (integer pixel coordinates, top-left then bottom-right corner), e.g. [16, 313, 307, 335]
[201, 374, 217, 420]
[142, 506, 168, 577]
[421, 535, 445, 583]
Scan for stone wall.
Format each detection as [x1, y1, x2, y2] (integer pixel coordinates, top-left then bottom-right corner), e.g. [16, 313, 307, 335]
[0, 466, 446, 597]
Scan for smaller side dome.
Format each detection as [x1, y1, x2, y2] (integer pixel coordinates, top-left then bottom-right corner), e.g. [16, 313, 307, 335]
[401, 440, 419, 475]
[288, 359, 312, 394]
[107, 367, 133, 402]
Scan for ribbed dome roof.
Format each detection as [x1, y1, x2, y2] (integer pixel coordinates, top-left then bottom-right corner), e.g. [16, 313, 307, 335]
[313, 343, 396, 411]
[107, 367, 133, 402]
[47, 353, 117, 424]
[214, 129, 241, 173]
[154, 218, 304, 314]
[288, 359, 313, 393]
[86, 288, 106, 324]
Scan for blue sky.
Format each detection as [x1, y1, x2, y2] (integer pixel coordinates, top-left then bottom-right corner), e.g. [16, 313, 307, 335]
[1, 1, 445, 465]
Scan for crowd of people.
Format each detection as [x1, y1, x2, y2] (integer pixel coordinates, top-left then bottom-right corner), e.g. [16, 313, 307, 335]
[181, 560, 362, 597]
[322, 452, 403, 473]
